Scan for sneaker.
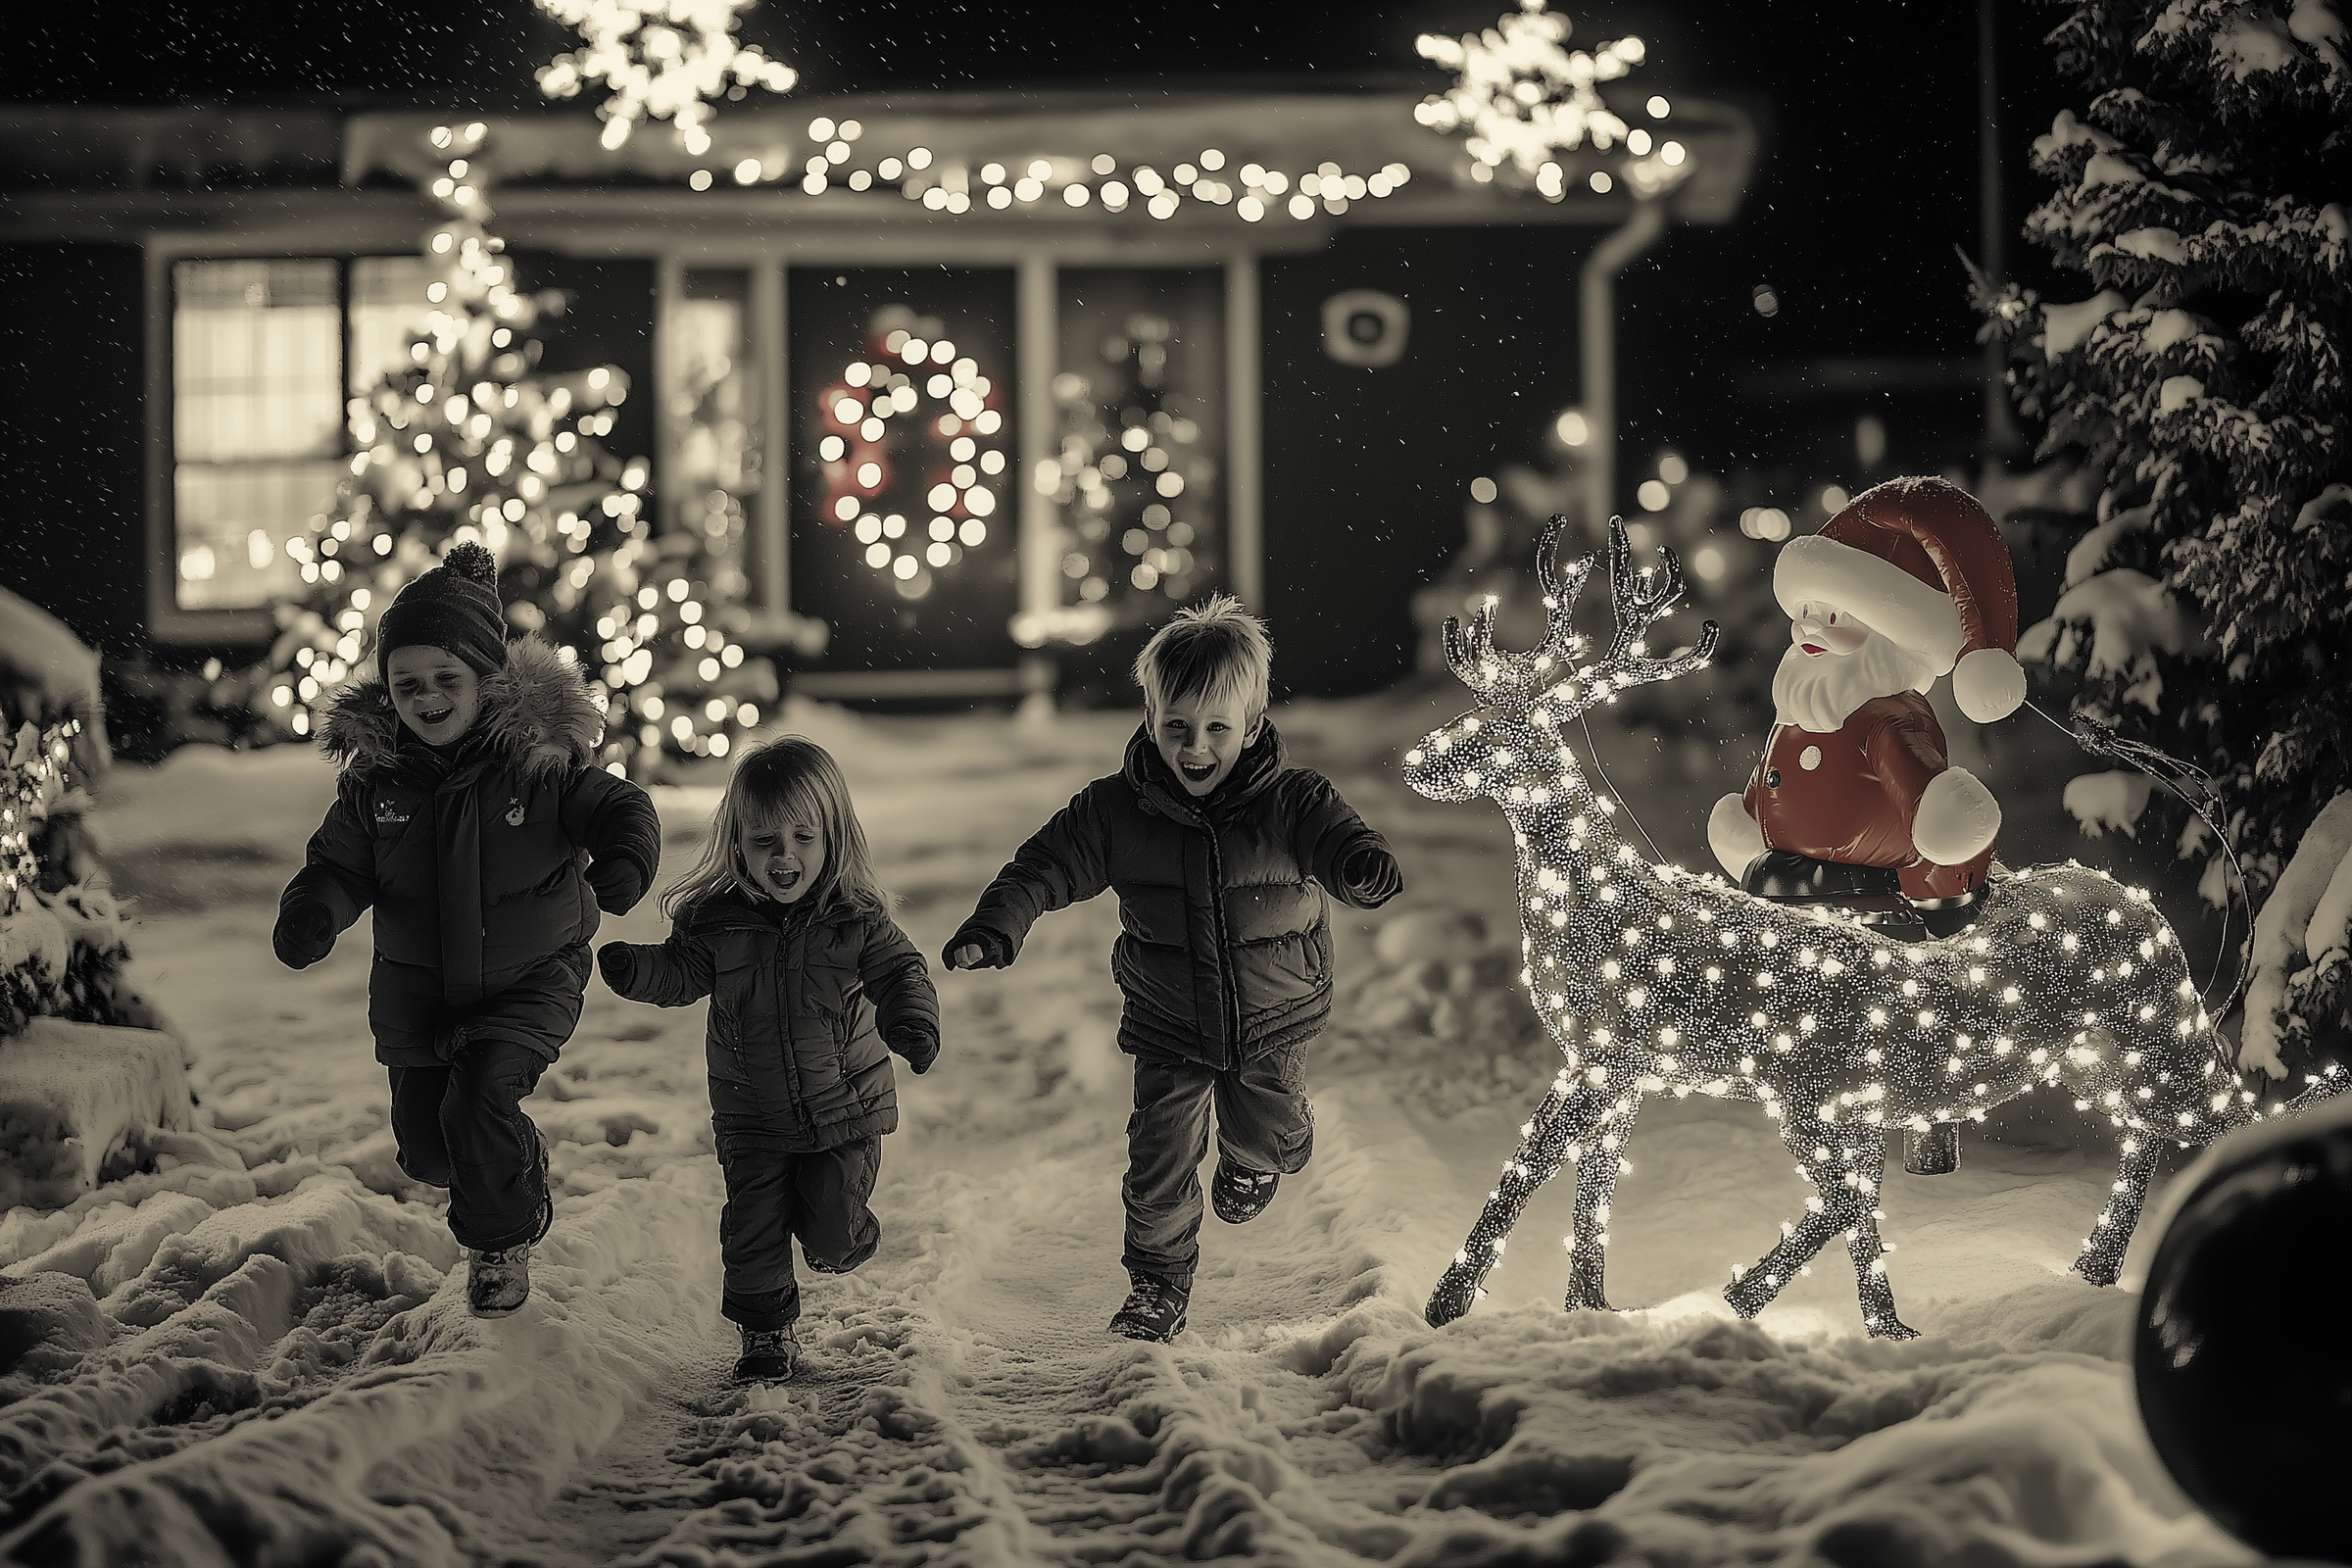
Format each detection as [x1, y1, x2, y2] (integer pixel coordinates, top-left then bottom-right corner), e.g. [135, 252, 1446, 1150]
[466, 1244, 533, 1318]
[1209, 1155, 1281, 1224]
[732, 1324, 800, 1384]
[1107, 1275, 1189, 1343]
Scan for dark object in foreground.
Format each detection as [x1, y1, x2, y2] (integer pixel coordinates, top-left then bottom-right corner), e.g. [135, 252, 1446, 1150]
[2134, 1093, 2352, 1563]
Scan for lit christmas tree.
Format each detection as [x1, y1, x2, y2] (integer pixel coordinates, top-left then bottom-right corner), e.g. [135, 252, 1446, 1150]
[1974, 0, 2350, 1064]
[1021, 314, 1217, 650]
[265, 123, 774, 776]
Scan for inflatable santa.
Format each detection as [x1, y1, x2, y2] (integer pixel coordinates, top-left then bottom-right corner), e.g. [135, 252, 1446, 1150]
[1707, 476, 2027, 910]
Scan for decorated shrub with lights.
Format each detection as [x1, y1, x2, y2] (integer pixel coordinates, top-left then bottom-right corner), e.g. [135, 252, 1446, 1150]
[264, 124, 773, 777]
[1406, 518, 2346, 1339]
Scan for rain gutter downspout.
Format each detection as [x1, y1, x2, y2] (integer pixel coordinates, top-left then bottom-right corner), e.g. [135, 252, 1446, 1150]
[1580, 199, 1669, 531]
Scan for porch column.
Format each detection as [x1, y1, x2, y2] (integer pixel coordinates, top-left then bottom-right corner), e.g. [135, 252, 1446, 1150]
[1578, 200, 1667, 532]
[752, 260, 790, 613]
[654, 256, 685, 538]
[1224, 252, 1263, 611]
[1016, 252, 1057, 706]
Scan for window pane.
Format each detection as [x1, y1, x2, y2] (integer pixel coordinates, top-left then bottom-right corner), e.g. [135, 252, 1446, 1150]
[172, 259, 345, 612]
[350, 256, 437, 395]
[173, 460, 340, 610]
[172, 259, 341, 461]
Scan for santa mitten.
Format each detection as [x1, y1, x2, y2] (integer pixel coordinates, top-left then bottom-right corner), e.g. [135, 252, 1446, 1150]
[1707, 794, 1766, 880]
[1913, 767, 2001, 866]
[596, 941, 638, 995]
[1953, 647, 2027, 723]
[273, 901, 337, 970]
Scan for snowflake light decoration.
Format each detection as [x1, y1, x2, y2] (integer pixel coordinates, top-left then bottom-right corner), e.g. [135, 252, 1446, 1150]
[1406, 518, 2347, 1339]
[1415, 1, 1689, 202]
[536, 0, 798, 152]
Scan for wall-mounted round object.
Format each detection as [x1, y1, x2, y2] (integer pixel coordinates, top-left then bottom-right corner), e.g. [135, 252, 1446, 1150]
[1322, 289, 1409, 368]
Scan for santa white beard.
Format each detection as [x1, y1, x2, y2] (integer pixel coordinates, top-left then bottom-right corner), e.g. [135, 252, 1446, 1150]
[1771, 630, 1938, 734]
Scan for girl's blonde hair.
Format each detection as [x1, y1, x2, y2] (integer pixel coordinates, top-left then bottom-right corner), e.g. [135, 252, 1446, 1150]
[661, 736, 890, 920]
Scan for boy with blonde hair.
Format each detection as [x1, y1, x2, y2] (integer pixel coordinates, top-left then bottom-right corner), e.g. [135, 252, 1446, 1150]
[944, 595, 1401, 1341]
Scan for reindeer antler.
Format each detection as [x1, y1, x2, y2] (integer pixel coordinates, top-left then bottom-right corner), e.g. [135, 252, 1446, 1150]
[1442, 516, 1605, 700]
[1596, 516, 1721, 688]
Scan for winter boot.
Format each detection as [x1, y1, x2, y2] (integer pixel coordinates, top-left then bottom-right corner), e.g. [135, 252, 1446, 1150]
[466, 1244, 533, 1318]
[732, 1324, 801, 1384]
[1107, 1274, 1189, 1343]
[1209, 1155, 1281, 1224]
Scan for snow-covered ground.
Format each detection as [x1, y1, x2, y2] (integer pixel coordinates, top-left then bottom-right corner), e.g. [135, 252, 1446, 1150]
[0, 690, 2260, 1566]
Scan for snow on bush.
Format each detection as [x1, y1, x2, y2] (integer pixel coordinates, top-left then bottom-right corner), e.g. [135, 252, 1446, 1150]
[0, 1019, 234, 1211]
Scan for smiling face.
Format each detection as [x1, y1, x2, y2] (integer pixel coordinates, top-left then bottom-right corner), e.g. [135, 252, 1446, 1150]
[1152, 691, 1262, 798]
[737, 812, 826, 905]
[1788, 600, 1872, 659]
[384, 646, 482, 746]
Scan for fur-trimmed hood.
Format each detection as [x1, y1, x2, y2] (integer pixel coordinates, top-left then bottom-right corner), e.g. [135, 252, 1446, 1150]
[319, 636, 605, 784]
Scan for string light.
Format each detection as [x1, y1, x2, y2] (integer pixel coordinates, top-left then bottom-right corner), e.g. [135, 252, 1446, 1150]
[1, 718, 82, 917]
[1408, 518, 2347, 1339]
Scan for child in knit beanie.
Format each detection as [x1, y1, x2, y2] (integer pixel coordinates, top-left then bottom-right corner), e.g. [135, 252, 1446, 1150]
[273, 542, 662, 1319]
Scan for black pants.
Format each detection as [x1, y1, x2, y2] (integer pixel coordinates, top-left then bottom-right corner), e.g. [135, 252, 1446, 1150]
[387, 1039, 550, 1252]
[1121, 1045, 1315, 1294]
[712, 1118, 883, 1331]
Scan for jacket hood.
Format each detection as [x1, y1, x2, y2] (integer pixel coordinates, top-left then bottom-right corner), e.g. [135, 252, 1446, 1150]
[319, 635, 605, 784]
[1123, 719, 1287, 821]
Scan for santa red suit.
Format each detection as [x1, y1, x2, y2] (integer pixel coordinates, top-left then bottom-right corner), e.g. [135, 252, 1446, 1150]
[1708, 476, 2026, 900]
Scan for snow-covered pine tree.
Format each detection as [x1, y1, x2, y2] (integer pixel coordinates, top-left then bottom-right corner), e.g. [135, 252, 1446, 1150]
[1975, 0, 2349, 1076]
[266, 123, 774, 778]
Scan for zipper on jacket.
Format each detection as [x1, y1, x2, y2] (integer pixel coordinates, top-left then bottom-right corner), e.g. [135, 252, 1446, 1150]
[1202, 818, 1241, 1066]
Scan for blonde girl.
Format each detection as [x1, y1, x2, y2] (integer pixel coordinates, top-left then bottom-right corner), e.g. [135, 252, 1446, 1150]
[598, 737, 940, 1384]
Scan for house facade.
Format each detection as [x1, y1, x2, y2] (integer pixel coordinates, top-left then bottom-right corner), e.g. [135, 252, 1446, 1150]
[1, 88, 1755, 701]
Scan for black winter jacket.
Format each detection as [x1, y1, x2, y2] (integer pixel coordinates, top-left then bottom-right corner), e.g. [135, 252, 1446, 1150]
[275, 637, 662, 1063]
[603, 892, 940, 1150]
[955, 723, 1400, 1069]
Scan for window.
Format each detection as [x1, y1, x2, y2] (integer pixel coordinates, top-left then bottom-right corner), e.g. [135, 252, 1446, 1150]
[169, 257, 434, 612]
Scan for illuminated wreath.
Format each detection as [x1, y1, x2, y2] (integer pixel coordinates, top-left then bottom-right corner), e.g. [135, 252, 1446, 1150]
[815, 317, 1005, 597]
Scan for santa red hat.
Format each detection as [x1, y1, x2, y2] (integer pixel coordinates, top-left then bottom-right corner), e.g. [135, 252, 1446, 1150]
[1772, 475, 2027, 722]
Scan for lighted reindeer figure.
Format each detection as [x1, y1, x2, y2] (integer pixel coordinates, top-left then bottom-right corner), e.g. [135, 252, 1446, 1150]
[1408, 517, 2343, 1339]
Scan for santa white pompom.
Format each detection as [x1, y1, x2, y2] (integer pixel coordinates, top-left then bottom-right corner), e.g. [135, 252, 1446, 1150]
[1707, 476, 2023, 901]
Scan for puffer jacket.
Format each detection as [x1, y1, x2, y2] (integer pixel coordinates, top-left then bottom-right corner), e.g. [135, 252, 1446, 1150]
[277, 637, 662, 1062]
[956, 722, 1400, 1070]
[604, 892, 940, 1150]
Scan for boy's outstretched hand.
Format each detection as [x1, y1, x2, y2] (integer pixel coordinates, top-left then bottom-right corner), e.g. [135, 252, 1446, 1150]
[272, 902, 336, 969]
[942, 925, 1009, 971]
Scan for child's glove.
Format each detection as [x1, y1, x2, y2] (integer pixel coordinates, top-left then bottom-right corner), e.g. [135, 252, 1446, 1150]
[272, 902, 337, 969]
[942, 924, 1009, 971]
[899, 1034, 941, 1075]
[1342, 846, 1403, 906]
[596, 941, 637, 994]
[586, 856, 650, 916]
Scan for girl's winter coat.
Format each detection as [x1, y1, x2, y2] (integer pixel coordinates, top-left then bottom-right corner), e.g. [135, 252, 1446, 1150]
[278, 638, 661, 1063]
[604, 895, 940, 1150]
[956, 723, 1397, 1070]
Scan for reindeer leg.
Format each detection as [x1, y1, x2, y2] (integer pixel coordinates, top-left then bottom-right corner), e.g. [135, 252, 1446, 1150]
[1426, 1079, 1601, 1327]
[1724, 1114, 1849, 1321]
[1563, 1091, 1641, 1312]
[2071, 1136, 2162, 1288]
[1835, 1134, 1917, 1340]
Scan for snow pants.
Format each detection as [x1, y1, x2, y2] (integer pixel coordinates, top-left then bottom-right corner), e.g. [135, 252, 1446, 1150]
[387, 1038, 551, 1252]
[711, 1112, 883, 1331]
[1121, 1043, 1315, 1293]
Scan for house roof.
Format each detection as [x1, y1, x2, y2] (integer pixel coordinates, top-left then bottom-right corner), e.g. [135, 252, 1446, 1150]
[2, 89, 1756, 261]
